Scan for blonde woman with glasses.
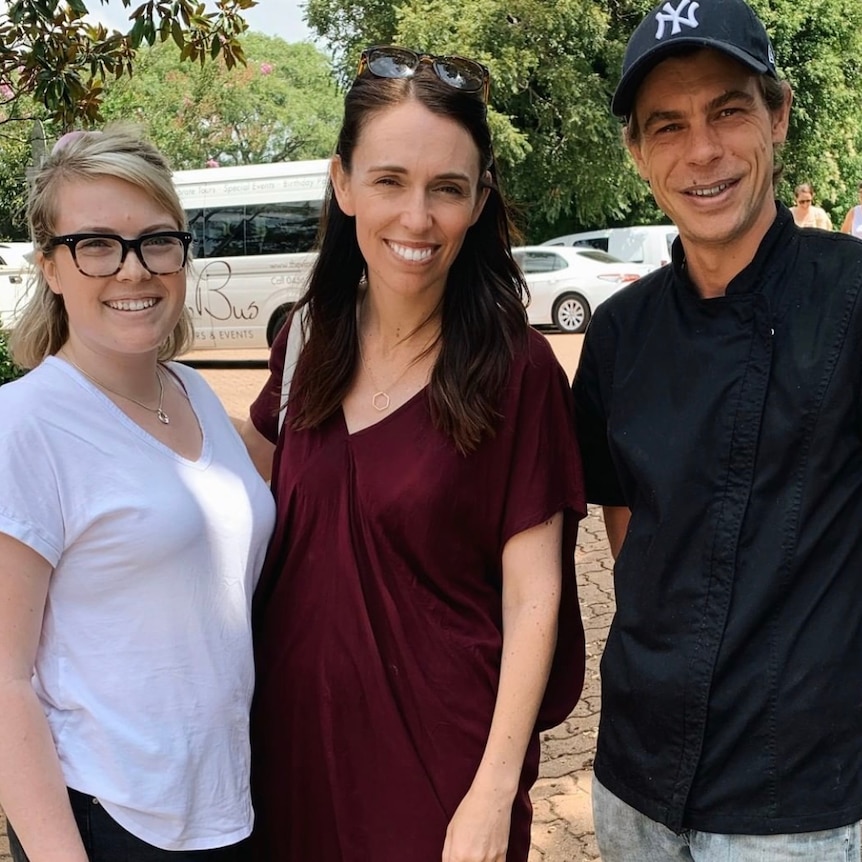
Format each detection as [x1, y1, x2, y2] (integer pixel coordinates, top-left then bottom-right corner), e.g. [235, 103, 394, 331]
[0, 126, 274, 861]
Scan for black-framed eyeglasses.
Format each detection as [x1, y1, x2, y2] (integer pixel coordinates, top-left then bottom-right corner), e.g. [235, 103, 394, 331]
[46, 231, 192, 277]
[358, 46, 490, 103]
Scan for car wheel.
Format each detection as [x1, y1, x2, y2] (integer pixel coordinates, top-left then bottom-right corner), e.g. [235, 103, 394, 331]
[266, 303, 294, 346]
[552, 293, 591, 333]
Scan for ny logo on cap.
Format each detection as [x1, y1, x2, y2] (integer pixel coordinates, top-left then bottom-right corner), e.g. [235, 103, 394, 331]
[655, 0, 700, 39]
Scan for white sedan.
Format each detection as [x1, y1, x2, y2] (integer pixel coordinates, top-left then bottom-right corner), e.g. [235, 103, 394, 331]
[513, 245, 651, 334]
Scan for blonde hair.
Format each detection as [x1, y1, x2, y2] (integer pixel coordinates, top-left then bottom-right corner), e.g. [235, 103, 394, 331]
[10, 124, 193, 369]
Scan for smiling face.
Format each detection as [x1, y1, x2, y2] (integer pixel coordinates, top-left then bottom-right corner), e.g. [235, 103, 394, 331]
[330, 98, 489, 303]
[627, 49, 790, 259]
[40, 175, 187, 362]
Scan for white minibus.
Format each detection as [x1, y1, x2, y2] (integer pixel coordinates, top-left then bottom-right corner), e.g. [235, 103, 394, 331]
[176, 159, 329, 349]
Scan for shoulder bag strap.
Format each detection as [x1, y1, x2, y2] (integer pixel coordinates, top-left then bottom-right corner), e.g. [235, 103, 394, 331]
[278, 306, 306, 434]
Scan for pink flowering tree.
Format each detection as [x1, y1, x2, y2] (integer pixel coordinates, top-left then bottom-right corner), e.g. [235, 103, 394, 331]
[99, 33, 342, 168]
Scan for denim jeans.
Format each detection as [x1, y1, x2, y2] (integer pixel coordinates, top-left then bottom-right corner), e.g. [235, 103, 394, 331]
[593, 776, 862, 861]
[7, 788, 251, 862]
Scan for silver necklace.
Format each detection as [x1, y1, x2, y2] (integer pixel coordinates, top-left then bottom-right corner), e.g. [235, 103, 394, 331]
[67, 358, 170, 425]
[356, 295, 439, 412]
[357, 337, 415, 412]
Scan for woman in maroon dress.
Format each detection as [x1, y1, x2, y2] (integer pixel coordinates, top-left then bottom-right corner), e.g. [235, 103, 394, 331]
[241, 46, 586, 862]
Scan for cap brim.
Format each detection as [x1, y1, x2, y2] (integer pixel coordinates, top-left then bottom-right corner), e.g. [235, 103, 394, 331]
[612, 38, 770, 118]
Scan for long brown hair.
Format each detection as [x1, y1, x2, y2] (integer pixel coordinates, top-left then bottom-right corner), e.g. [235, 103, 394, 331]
[289, 61, 528, 454]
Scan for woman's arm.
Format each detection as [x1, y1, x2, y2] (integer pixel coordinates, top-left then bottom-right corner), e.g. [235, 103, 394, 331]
[841, 208, 854, 234]
[602, 505, 632, 560]
[442, 512, 564, 862]
[237, 416, 276, 482]
[0, 533, 89, 862]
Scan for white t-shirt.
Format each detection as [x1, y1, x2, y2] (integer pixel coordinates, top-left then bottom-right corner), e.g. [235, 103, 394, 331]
[0, 357, 275, 850]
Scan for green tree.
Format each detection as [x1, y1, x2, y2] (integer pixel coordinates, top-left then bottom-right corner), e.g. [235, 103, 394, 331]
[0, 91, 64, 240]
[751, 0, 862, 221]
[100, 34, 343, 168]
[307, 0, 649, 239]
[0, 330, 24, 384]
[0, 0, 253, 130]
[306, 0, 862, 239]
[0, 125, 34, 239]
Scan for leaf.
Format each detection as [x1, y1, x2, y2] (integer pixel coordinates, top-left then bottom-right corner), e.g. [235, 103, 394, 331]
[171, 20, 184, 50]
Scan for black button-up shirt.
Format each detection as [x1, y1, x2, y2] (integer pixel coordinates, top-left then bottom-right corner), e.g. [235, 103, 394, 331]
[573, 205, 862, 834]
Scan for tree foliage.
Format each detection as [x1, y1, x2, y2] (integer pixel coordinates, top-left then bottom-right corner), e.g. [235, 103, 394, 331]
[0, 32, 343, 239]
[99, 35, 343, 168]
[752, 0, 862, 222]
[0, 329, 24, 385]
[307, 0, 651, 239]
[0, 126, 32, 239]
[306, 0, 862, 239]
[0, 0, 254, 130]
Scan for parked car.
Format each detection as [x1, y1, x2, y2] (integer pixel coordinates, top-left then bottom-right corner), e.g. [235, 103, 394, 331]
[541, 225, 678, 269]
[513, 245, 646, 334]
[0, 242, 34, 331]
[0, 242, 34, 269]
[526, 245, 654, 281]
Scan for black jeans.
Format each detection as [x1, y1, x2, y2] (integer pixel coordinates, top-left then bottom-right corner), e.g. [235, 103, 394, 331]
[7, 788, 252, 862]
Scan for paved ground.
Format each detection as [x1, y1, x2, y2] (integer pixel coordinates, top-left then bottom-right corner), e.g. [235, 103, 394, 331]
[0, 333, 612, 862]
[529, 504, 609, 862]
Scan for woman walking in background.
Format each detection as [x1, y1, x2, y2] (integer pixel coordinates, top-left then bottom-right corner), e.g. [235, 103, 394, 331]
[789, 182, 832, 229]
[840, 181, 862, 237]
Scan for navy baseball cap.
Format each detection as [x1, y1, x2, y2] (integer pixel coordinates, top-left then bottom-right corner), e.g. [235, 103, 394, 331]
[612, 0, 778, 118]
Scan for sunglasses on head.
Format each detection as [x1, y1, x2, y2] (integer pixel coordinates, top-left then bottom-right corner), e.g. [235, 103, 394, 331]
[357, 46, 490, 103]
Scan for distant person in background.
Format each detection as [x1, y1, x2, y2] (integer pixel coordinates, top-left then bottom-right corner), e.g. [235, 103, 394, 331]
[790, 182, 832, 229]
[0, 126, 275, 861]
[840, 181, 862, 238]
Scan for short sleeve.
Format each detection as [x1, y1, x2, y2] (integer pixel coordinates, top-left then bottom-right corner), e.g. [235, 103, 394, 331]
[499, 331, 586, 548]
[572, 311, 627, 507]
[0, 387, 64, 565]
[250, 321, 290, 444]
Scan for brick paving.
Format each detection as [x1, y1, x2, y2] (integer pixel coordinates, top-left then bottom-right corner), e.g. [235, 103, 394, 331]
[0, 334, 613, 862]
[529, 505, 610, 862]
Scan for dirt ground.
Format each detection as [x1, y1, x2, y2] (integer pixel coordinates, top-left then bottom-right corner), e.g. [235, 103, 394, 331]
[0, 332, 611, 862]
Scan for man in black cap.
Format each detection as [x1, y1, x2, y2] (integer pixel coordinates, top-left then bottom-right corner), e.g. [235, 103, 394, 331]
[573, 0, 862, 858]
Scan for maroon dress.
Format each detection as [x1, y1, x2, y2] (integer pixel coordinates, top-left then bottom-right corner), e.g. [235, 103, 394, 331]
[249, 327, 586, 862]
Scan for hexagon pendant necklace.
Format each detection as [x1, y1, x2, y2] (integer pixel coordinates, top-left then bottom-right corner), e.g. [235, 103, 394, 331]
[357, 336, 415, 412]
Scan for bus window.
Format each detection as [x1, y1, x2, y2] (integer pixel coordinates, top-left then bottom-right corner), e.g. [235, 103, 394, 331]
[258, 202, 323, 254]
[174, 159, 329, 350]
